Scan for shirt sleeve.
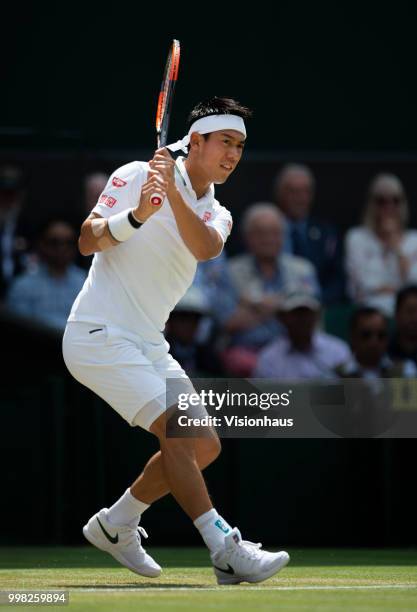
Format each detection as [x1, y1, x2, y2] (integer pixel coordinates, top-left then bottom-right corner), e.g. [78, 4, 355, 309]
[92, 162, 147, 219]
[206, 204, 233, 245]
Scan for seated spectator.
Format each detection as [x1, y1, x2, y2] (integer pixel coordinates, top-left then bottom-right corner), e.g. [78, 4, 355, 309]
[254, 291, 350, 379]
[165, 285, 222, 376]
[388, 285, 417, 366]
[336, 306, 416, 378]
[274, 163, 344, 303]
[345, 174, 417, 317]
[220, 203, 320, 375]
[0, 165, 31, 299]
[6, 219, 86, 331]
[84, 172, 109, 214]
[194, 250, 231, 310]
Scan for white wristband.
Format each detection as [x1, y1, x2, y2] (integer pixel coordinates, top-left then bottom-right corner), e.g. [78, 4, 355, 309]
[107, 209, 139, 242]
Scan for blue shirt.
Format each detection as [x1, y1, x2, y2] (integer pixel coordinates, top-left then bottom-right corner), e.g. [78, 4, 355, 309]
[254, 331, 351, 379]
[7, 263, 86, 331]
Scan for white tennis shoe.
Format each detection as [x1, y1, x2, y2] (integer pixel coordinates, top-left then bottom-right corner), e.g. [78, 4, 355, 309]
[211, 528, 289, 585]
[82, 508, 161, 578]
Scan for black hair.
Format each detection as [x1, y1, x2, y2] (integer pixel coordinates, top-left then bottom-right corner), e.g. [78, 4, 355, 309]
[187, 97, 252, 131]
[395, 284, 417, 313]
[349, 306, 387, 333]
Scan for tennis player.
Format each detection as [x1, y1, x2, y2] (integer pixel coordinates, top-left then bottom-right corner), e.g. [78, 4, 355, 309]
[63, 97, 289, 585]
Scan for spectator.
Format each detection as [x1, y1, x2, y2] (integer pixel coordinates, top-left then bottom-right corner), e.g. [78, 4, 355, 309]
[388, 285, 417, 366]
[254, 290, 350, 379]
[0, 165, 31, 299]
[274, 163, 344, 303]
[220, 203, 320, 375]
[6, 219, 86, 331]
[194, 250, 231, 311]
[345, 174, 417, 317]
[165, 285, 222, 376]
[336, 306, 416, 378]
[84, 172, 109, 213]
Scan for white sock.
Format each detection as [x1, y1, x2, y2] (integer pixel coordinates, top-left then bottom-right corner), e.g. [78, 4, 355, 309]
[106, 488, 150, 527]
[194, 508, 232, 553]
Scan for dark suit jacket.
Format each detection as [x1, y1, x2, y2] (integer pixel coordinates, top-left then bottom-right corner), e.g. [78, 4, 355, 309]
[291, 218, 345, 304]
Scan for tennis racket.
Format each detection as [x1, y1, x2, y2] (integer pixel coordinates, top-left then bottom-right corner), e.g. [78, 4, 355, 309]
[150, 39, 181, 206]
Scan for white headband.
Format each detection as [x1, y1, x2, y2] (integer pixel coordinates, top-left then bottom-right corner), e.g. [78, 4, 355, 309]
[166, 114, 246, 153]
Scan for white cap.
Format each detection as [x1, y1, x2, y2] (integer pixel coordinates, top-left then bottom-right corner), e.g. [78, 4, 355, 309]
[280, 291, 321, 312]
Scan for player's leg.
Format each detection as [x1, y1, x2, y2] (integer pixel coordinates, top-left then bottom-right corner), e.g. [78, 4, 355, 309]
[63, 323, 290, 583]
[105, 391, 221, 524]
[104, 440, 220, 528]
[149, 411, 214, 518]
[62, 322, 167, 577]
[148, 410, 289, 584]
[129, 433, 221, 504]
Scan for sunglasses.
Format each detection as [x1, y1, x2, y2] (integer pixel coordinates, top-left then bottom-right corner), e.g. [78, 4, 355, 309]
[373, 194, 402, 206]
[358, 329, 388, 341]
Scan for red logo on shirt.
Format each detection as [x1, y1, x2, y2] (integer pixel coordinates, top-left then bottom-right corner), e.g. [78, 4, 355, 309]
[112, 176, 127, 188]
[227, 220, 233, 231]
[203, 211, 212, 223]
[99, 194, 117, 208]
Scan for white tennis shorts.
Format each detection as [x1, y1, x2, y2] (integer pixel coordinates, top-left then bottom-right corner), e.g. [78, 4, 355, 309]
[62, 321, 196, 431]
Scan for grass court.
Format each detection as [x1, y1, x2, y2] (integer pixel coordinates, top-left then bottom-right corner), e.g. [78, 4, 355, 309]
[1, 547, 416, 611]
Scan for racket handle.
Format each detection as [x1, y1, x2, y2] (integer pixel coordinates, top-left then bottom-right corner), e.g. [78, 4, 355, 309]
[150, 193, 164, 206]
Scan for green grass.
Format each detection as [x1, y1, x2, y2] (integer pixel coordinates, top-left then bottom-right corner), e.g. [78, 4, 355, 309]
[0, 547, 416, 611]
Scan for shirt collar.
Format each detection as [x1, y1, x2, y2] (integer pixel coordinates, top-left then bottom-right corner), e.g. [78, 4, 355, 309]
[175, 156, 215, 204]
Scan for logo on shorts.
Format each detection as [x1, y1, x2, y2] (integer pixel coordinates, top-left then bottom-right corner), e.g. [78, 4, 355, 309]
[112, 176, 127, 187]
[99, 194, 117, 208]
[203, 211, 212, 223]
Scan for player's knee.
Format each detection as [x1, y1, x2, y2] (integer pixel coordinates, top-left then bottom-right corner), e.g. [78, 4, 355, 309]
[159, 432, 197, 460]
[208, 435, 221, 463]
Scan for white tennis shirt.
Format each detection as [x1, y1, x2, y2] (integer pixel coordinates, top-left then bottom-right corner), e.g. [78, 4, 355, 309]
[68, 157, 233, 342]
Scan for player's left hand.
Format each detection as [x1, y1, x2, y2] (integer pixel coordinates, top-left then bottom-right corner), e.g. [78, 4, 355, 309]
[149, 148, 176, 192]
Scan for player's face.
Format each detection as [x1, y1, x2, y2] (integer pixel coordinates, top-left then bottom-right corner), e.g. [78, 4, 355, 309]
[198, 130, 245, 184]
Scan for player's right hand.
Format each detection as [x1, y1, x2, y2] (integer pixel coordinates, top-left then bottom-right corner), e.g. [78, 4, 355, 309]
[134, 170, 168, 222]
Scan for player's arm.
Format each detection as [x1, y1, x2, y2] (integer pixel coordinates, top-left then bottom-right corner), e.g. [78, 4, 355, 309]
[150, 149, 223, 261]
[78, 171, 167, 256]
[168, 188, 224, 261]
[78, 212, 119, 256]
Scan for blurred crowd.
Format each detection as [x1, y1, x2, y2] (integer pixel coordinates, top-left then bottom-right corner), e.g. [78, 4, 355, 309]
[2, 162, 417, 382]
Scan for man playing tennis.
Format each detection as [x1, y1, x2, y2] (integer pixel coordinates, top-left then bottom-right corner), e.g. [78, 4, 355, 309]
[63, 97, 289, 585]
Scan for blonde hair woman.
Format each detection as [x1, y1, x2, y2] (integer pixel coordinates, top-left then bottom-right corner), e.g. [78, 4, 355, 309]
[345, 173, 417, 316]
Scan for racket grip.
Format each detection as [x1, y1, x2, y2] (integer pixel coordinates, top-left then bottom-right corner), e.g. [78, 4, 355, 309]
[150, 193, 164, 206]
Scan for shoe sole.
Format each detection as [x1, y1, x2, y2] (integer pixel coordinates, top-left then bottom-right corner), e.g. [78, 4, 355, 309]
[82, 522, 161, 578]
[216, 552, 290, 585]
